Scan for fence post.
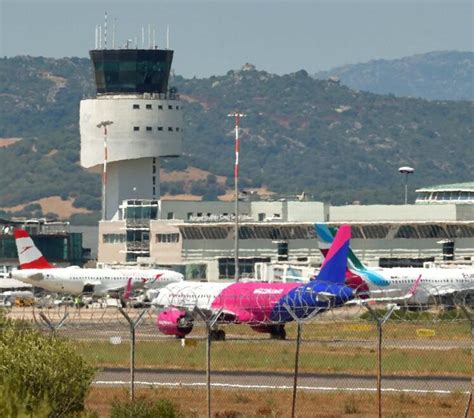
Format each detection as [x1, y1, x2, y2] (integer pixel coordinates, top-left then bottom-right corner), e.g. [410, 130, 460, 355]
[283, 304, 323, 418]
[38, 311, 69, 338]
[459, 305, 473, 418]
[118, 308, 147, 402]
[194, 307, 223, 418]
[364, 304, 397, 418]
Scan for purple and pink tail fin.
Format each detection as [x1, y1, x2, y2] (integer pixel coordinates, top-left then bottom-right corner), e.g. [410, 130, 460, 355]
[315, 224, 351, 285]
[14, 229, 53, 269]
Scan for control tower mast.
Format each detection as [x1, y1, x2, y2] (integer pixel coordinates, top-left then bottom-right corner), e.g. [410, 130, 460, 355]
[80, 43, 183, 221]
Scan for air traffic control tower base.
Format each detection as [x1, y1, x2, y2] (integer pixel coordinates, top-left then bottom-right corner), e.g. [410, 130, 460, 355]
[80, 49, 183, 220]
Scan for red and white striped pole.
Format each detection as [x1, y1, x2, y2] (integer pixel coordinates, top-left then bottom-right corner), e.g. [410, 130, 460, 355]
[97, 121, 113, 220]
[228, 112, 246, 281]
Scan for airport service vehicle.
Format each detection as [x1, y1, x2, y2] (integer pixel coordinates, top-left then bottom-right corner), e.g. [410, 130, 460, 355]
[12, 229, 183, 297]
[153, 225, 358, 340]
[315, 224, 474, 305]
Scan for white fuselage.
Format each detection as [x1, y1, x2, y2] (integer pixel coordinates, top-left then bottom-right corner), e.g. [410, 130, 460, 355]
[365, 267, 474, 304]
[152, 282, 229, 310]
[12, 267, 183, 296]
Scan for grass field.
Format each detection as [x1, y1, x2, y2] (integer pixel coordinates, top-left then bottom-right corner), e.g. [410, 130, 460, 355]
[73, 335, 471, 376]
[85, 386, 470, 417]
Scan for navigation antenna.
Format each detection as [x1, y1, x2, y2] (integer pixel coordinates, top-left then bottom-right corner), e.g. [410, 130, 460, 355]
[227, 111, 246, 282]
[95, 25, 98, 49]
[104, 12, 108, 49]
[112, 18, 116, 49]
[166, 25, 170, 49]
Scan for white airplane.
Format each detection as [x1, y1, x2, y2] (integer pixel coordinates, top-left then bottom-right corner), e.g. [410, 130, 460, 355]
[12, 229, 184, 297]
[316, 224, 474, 305]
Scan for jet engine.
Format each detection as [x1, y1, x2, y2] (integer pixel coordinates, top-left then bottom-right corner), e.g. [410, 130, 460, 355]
[156, 307, 193, 338]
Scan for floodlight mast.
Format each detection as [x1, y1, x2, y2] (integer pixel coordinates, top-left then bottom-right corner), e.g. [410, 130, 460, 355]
[97, 121, 114, 220]
[228, 112, 246, 282]
[398, 166, 415, 205]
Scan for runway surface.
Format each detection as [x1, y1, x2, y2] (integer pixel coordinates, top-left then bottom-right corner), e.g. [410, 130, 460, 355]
[94, 367, 471, 394]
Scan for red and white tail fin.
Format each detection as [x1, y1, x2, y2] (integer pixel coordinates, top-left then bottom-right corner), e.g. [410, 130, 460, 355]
[14, 229, 52, 269]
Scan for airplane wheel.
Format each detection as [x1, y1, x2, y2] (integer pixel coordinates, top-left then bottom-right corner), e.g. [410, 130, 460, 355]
[270, 325, 286, 340]
[210, 329, 226, 341]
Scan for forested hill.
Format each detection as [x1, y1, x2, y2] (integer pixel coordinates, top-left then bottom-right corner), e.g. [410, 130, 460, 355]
[0, 56, 473, 221]
[314, 51, 474, 101]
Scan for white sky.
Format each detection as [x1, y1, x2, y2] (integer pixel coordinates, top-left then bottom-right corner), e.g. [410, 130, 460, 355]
[0, 0, 472, 77]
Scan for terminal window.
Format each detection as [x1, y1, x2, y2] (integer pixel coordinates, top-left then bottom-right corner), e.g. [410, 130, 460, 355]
[168, 105, 173, 110]
[146, 104, 152, 109]
[133, 126, 140, 131]
[103, 234, 126, 244]
[168, 127, 173, 131]
[176, 106, 180, 110]
[156, 233, 180, 243]
[158, 105, 163, 110]
[158, 127, 163, 131]
[133, 104, 140, 109]
[146, 126, 152, 131]
[176, 127, 180, 132]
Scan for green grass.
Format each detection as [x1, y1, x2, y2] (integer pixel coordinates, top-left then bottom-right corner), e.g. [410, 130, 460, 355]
[74, 338, 471, 376]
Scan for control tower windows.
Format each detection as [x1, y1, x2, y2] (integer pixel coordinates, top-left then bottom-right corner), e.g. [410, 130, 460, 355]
[146, 104, 152, 109]
[133, 104, 140, 109]
[146, 127, 152, 131]
[133, 126, 140, 131]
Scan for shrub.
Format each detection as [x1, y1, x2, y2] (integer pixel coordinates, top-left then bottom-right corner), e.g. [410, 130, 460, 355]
[110, 396, 182, 418]
[0, 314, 96, 417]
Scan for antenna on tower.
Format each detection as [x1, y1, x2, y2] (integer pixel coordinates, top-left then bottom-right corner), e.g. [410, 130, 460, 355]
[141, 27, 145, 48]
[98, 25, 102, 49]
[135, 37, 138, 49]
[152, 29, 156, 48]
[104, 12, 108, 49]
[148, 24, 151, 48]
[95, 25, 98, 49]
[112, 18, 116, 49]
[166, 25, 170, 49]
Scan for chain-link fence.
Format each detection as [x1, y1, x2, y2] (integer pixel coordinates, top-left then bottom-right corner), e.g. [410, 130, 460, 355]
[4, 296, 473, 418]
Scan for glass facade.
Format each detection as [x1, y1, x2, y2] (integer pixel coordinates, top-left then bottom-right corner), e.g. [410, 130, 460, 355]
[90, 49, 174, 94]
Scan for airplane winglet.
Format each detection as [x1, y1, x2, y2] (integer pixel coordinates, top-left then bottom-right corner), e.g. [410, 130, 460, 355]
[407, 274, 422, 298]
[124, 277, 133, 300]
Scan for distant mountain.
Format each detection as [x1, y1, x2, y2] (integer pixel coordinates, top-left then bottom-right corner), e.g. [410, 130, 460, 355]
[0, 56, 473, 221]
[315, 51, 474, 101]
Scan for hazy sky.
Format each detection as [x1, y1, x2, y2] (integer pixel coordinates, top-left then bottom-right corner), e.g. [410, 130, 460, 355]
[0, 0, 472, 77]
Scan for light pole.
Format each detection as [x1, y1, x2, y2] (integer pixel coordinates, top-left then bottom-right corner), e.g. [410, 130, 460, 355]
[227, 112, 246, 281]
[398, 166, 414, 205]
[97, 121, 113, 220]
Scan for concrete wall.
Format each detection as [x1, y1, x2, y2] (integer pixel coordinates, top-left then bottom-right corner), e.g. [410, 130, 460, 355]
[98, 220, 126, 264]
[149, 221, 183, 264]
[330, 204, 460, 222]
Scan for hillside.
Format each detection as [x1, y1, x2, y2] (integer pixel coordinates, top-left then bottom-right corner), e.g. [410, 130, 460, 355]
[314, 51, 474, 101]
[0, 56, 473, 220]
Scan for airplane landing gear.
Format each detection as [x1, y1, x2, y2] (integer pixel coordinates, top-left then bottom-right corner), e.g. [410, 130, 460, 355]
[270, 325, 286, 340]
[210, 329, 226, 341]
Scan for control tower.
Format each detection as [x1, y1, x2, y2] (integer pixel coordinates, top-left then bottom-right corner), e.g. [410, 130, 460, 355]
[80, 48, 183, 220]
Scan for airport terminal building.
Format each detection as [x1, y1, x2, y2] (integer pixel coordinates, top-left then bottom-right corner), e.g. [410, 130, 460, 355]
[98, 184, 474, 281]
